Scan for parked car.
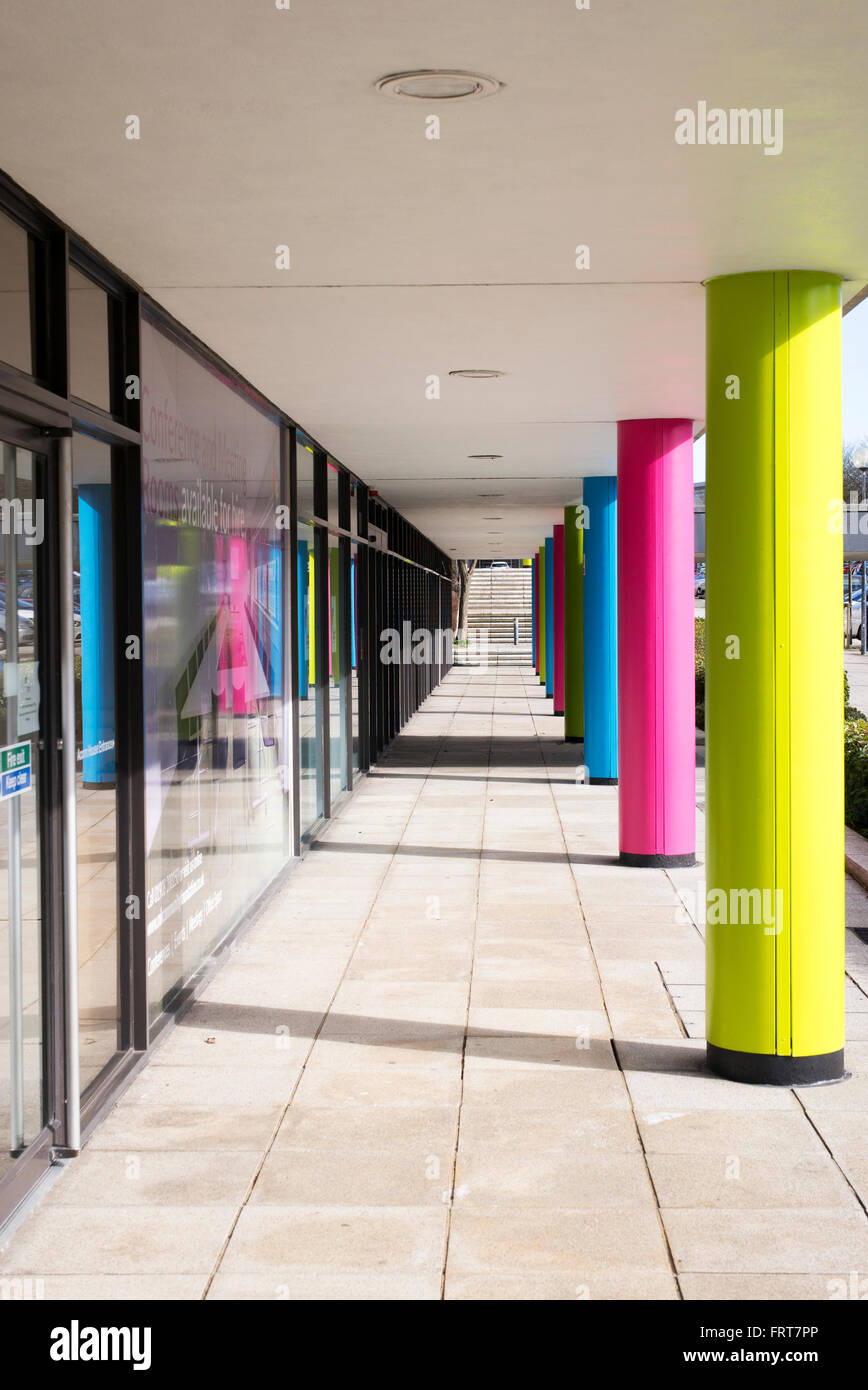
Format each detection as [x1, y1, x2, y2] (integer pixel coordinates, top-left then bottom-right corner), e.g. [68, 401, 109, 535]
[489, 561, 510, 569]
[846, 592, 865, 641]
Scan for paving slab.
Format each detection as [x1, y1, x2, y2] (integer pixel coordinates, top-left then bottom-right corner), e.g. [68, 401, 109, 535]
[2, 661, 866, 1301]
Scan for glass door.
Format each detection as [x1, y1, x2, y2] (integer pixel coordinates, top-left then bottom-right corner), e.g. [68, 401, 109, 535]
[0, 431, 53, 1195]
[71, 435, 122, 1093]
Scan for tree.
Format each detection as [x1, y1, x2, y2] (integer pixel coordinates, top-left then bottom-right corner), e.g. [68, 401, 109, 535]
[844, 438, 868, 501]
[455, 559, 478, 640]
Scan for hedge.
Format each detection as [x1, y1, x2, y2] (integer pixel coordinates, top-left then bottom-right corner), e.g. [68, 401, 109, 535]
[698, 626, 868, 836]
[695, 617, 705, 730]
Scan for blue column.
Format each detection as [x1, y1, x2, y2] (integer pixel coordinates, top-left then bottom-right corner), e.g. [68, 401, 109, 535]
[297, 540, 309, 697]
[351, 553, 357, 670]
[78, 484, 116, 785]
[583, 475, 618, 784]
[270, 541, 282, 696]
[545, 536, 554, 698]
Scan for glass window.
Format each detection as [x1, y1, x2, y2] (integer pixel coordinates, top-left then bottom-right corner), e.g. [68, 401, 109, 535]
[0, 211, 34, 374]
[351, 542, 360, 773]
[68, 265, 111, 411]
[72, 434, 121, 1087]
[297, 519, 323, 834]
[353, 479, 364, 538]
[297, 436, 315, 523]
[141, 316, 290, 1020]
[0, 442, 43, 1170]
[327, 459, 340, 530]
[329, 533, 347, 801]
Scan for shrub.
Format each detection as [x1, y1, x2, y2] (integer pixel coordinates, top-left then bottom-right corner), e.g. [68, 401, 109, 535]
[845, 718, 868, 836]
[845, 669, 866, 720]
[695, 617, 706, 727]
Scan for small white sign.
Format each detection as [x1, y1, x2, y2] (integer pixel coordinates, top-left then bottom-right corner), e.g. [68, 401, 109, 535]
[17, 661, 39, 736]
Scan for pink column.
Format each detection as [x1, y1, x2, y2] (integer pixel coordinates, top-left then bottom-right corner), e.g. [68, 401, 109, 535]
[617, 419, 695, 866]
[553, 524, 565, 716]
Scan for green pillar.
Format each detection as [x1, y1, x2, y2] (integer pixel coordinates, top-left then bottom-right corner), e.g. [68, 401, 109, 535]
[538, 543, 546, 685]
[706, 270, 844, 1085]
[563, 503, 584, 740]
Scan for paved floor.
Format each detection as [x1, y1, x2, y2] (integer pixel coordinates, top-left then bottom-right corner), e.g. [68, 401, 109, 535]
[3, 660, 868, 1300]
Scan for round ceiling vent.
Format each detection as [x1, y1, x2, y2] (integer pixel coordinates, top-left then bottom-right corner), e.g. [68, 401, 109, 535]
[450, 369, 504, 380]
[375, 70, 503, 101]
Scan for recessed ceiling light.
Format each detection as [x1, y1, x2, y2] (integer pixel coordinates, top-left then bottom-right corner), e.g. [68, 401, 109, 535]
[450, 370, 504, 380]
[375, 70, 503, 101]
[478, 492, 505, 498]
[483, 516, 503, 520]
[468, 454, 503, 461]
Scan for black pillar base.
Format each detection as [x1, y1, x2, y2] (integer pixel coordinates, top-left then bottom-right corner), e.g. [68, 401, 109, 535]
[707, 1042, 847, 1087]
[620, 851, 696, 868]
[588, 776, 618, 785]
[554, 708, 564, 716]
[564, 735, 584, 744]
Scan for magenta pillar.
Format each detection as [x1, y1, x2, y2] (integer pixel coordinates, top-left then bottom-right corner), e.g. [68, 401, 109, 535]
[553, 524, 565, 715]
[617, 419, 695, 867]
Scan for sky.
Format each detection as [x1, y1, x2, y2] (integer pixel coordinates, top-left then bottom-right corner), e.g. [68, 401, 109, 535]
[693, 294, 868, 484]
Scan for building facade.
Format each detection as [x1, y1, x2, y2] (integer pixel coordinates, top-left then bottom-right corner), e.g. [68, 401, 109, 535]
[0, 169, 453, 1230]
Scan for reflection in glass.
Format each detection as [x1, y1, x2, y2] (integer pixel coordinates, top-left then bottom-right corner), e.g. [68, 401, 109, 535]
[351, 543, 360, 773]
[0, 444, 43, 1173]
[329, 533, 347, 802]
[68, 266, 111, 412]
[72, 434, 120, 1090]
[298, 520, 323, 834]
[141, 318, 290, 1019]
[297, 438, 315, 523]
[326, 459, 340, 529]
[0, 212, 33, 375]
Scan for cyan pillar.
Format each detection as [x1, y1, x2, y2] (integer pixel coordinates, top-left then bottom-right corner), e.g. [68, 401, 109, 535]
[617, 420, 696, 867]
[297, 540, 309, 697]
[78, 484, 116, 786]
[583, 476, 617, 783]
[270, 540, 282, 695]
[706, 270, 844, 1084]
[544, 536, 554, 698]
[563, 503, 584, 742]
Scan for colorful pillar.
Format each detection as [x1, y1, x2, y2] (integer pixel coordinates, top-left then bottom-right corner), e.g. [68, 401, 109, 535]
[538, 543, 546, 686]
[617, 420, 695, 867]
[544, 537, 554, 698]
[553, 524, 565, 716]
[532, 553, 538, 673]
[297, 540, 309, 697]
[583, 476, 617, 783]
[78, 484, 116, 786]
[706, 270, 844, 1085]
[563, 503, 584, 742]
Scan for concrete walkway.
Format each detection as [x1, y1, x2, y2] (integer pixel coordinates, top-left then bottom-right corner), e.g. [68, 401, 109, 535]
[3, 661, 868, 1300]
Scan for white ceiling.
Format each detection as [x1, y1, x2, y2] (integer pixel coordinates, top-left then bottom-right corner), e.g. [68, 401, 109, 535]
[0, 0, 866, 557]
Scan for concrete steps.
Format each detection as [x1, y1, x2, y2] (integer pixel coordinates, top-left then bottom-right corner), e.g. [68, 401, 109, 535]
[466, 569, 533, 645]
